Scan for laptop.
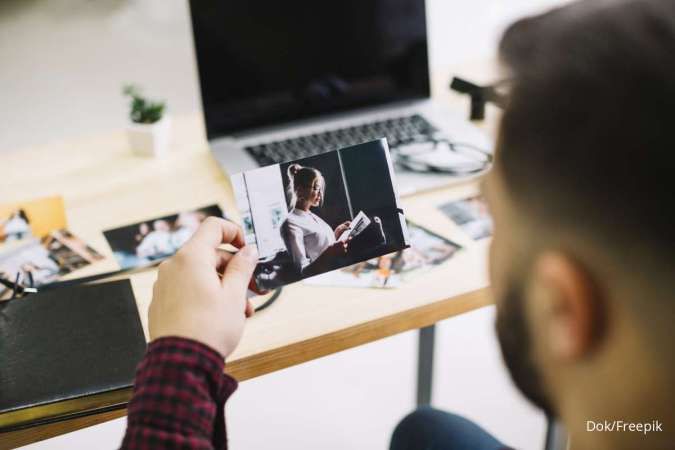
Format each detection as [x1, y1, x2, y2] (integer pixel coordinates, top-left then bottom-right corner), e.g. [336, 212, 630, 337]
[188, 0, 492, 196]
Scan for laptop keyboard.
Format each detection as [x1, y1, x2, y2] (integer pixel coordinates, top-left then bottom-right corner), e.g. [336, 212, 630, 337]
[244, 114, 438, 166]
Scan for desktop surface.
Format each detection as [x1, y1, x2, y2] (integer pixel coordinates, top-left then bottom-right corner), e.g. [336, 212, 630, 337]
[0, 59, 503, 446]
[0, 112, 493, 447]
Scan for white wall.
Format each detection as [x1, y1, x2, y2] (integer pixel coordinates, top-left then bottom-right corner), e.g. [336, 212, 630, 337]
[0, 0, 198, 152]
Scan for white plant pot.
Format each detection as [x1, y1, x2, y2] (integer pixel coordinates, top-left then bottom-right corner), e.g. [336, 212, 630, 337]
[127, 116, 171, 157]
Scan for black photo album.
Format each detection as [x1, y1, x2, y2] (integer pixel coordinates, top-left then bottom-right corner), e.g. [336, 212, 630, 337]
[0, 279, 146, 431]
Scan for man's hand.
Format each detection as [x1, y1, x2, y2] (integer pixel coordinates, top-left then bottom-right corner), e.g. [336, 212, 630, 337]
[148, 217, 258, 358]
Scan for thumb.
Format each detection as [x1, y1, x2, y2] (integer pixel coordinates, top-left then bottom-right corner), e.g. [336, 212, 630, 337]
[223, 245, 258, 292]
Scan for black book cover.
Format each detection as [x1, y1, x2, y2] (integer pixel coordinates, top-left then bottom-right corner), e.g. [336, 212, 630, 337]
[0, 279, 146, 430]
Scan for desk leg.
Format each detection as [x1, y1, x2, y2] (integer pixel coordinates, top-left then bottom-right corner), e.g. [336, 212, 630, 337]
[416, 324, 436, 407]
[544, 415, 568, 450]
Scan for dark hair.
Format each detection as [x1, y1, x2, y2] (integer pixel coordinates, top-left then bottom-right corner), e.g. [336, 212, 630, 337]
[497, 0, 675, 267]
[16, 209, 29, 223]
[286, 164, 324, 211]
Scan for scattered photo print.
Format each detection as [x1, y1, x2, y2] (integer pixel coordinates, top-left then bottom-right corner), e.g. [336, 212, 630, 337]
[0, 196, 66, 244]
[43, 229, 104, 272]
[0, 230, 104, 300]
[232, 139, 410, 290]
[438, 195, 493, 240]
[304, 221, 461, 289]
[103, 205, 224, 270]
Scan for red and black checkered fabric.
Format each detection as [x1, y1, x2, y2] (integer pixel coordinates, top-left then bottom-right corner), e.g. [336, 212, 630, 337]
[120, 337, 238, 450]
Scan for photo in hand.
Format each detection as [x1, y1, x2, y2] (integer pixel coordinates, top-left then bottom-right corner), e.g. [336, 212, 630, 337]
[232, 139, 410, 290]
[438, 195, 493, 240]
[304, 221, 462, 289]
[0, 230, 104, 300]
[103, 205, 224, 270]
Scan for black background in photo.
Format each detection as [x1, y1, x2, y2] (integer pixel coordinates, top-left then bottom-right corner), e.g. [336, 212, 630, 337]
[279, 152, 350, 229]
[340, 141, 406, 249]
[103, 205, 223, 255]
[252, 140, 408, 290]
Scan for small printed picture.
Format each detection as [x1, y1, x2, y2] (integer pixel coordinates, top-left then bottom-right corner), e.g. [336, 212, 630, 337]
[43, 229, 104, 272]
[0, 230, 104, 300]
[304, 221, 462, 289]
[231, 139, 410, 290]
[438, 195, 493, 240]
[103, 205, 224, 270]
[0, 196, 67, 244]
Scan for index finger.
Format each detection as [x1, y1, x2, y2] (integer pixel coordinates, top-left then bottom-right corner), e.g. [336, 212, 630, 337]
[185, 217, 246, 250]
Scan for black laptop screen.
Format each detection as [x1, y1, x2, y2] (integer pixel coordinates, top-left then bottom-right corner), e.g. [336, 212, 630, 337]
[189, 0, 430, 139]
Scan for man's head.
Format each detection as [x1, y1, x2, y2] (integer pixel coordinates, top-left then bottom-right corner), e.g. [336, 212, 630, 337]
[484, 0, 675, 440]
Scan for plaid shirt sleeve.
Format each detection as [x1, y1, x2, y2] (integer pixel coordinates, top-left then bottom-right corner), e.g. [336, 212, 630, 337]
[120, 337, 238, 450]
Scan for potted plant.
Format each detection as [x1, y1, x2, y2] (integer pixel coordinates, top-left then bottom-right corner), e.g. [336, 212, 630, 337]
[123, 84, 169, 157]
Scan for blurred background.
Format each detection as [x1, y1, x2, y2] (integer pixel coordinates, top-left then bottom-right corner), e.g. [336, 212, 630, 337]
[2, 1, 571, 449]
[1, 0, 572, 152]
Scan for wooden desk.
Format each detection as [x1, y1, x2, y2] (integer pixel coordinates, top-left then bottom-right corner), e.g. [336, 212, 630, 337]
[0, 79, 500, 448]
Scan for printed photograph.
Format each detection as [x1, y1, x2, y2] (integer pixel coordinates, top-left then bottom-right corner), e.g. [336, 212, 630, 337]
[304, 221, 462, 289]
[232, 139, 410, 290]
[438, 195, 493, 240]
[0, 230, 104, 300]
[43, 229, 104, 272]
[0, 196, 67, 244]
[103, 205, 224, 270]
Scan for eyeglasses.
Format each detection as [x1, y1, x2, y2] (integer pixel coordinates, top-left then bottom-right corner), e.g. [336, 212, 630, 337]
[390, 133, 493, 175]
[0, 272, 38, 300]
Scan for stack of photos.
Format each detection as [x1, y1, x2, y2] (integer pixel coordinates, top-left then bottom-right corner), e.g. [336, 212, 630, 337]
[232, 139, 410, 290]
[305, 221, 462, 289]
[438, 195, 493, 240]
[0, 232, 104, 300]
[0, 197, 104, 299]
[103, 205, 224, 270]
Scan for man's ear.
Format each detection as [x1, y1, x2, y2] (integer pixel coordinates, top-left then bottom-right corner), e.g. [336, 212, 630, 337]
[529, 252, 603, 361]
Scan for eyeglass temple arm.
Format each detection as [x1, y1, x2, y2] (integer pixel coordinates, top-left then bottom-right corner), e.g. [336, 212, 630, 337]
[450, 76, 509, 121]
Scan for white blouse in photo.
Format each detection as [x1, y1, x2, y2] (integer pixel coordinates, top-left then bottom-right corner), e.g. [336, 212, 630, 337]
[282, 208, 335, 271]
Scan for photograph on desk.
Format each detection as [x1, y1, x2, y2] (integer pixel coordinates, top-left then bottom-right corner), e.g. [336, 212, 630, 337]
[304, 221, 462, 289]
[231, 139, 410, 290]
[438, 195, 493, 240]
[0, 195, 67, 244]
[103, 204, 225, 270]
[0, 230, 104, 300]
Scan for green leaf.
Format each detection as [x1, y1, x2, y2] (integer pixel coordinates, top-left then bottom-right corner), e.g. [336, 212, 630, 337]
[123, 83, 166, 123]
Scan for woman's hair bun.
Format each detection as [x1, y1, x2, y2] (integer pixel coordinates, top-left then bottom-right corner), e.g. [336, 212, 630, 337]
[287, 163, 302, 178]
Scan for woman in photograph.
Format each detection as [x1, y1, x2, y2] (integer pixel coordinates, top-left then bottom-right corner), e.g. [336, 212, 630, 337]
[281, 164, 351, 275]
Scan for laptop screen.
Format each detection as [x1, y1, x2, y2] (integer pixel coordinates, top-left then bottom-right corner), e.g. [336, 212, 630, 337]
[189, 0, 430, 139]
